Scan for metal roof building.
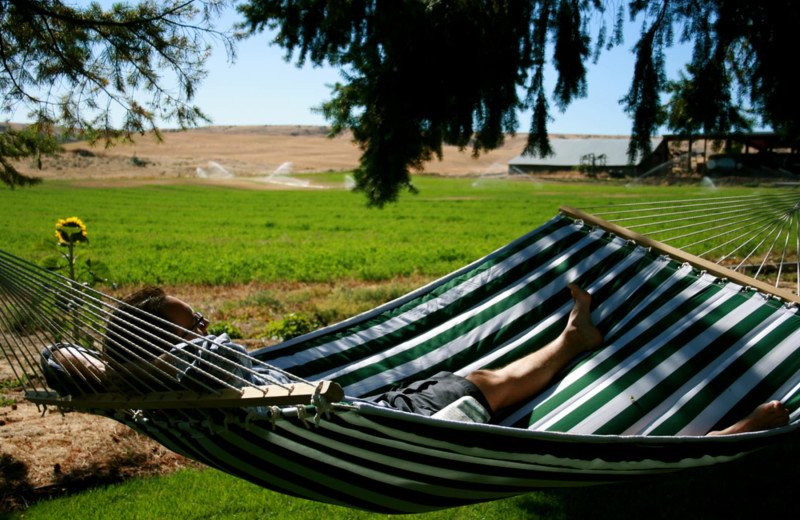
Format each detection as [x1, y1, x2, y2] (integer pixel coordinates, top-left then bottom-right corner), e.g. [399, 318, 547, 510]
[508, 138, 662, 175]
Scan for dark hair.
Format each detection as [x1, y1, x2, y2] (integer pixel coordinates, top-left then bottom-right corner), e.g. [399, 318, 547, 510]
[104, 286, 178, 363]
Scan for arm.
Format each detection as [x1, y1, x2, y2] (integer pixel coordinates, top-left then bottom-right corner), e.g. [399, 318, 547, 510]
[50, 347, 178, 394]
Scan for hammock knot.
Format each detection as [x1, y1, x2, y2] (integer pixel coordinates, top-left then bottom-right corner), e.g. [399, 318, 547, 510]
[269, 406, 281, 430]
[244, 409, 258, 430]
[296, 405, 310, 429]
[312, 382, 333, 426]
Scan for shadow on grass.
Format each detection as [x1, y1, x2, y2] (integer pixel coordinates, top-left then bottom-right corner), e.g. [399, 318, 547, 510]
[0, 449, 197, 515]
[3, 433, 798, 519]
[510, 433, 800, 519]
[1, 451, 136, 513]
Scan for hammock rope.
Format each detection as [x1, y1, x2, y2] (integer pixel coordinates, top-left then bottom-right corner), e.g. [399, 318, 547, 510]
[2, 194, 800, 513]
[0, 248, 328, 406]
[579, 191, 800, 292]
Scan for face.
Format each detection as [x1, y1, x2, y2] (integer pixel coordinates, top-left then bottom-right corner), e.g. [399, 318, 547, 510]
[163, 296, 208, 338]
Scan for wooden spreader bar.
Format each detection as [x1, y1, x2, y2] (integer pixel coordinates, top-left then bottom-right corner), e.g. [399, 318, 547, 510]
[26, 380, 345, 410]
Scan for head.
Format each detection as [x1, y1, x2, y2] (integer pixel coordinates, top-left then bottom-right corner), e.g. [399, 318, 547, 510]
[104, 286, 208, 363]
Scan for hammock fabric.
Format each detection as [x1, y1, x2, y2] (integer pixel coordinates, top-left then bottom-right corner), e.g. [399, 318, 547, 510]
[2, 208, 800, 513]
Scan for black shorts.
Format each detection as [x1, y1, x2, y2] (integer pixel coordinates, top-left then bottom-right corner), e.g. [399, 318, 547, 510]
[364, 371, 491, 417]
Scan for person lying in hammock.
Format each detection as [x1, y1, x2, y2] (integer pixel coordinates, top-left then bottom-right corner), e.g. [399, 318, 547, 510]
[41, 286, 290, 396]
[41, 285, 790, 435]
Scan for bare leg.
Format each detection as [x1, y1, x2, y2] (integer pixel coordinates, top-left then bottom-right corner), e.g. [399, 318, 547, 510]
[467, 284, 603, 414]
[707, 400, 790, 436]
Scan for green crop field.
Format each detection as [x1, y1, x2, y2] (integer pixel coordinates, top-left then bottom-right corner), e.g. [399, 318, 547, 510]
[0, 176, 765, 287]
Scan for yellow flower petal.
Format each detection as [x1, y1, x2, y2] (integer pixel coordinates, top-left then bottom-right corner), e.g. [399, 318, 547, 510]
[55, 217, 88, 243]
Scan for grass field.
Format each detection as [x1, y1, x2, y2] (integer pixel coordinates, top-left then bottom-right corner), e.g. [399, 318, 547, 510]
[0, 176, 761, 287]
[1, 177, 797, 519]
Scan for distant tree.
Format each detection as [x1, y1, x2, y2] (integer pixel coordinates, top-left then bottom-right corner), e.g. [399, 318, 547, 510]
[663, 65, 754, 170]
[0, 0, 232, 188]
[239, 0, 800, 206]
[637, 1, 790, 161]
[0, 125, 60, 187]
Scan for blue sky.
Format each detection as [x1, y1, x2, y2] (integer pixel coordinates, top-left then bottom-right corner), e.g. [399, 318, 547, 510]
[6, 3, 694, 136]
[193, 8, 695, 136]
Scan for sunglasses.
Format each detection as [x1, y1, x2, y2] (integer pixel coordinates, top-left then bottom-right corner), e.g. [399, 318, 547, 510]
[189, 311, 207, 332]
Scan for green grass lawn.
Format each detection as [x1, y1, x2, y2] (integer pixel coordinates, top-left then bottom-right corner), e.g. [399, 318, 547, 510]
[1, 176, 797, 518]
[0, 176, 763, 286]
[6, 436, 799, 520]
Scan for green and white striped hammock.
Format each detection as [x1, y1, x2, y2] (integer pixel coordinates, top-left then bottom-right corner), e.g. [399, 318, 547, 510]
[2, 199, 800, 513]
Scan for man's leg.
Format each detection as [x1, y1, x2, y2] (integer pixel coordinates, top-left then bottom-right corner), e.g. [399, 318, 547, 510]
[466, 284, 603, 414]
[707, 400, 790, 436]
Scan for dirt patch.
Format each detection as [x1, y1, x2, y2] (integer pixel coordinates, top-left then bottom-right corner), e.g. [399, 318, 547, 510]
[0, 397, 201, 511]
[63, 176, 335, 191]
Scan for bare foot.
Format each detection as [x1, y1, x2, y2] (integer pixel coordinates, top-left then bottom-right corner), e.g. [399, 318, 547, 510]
[563, 283, 603, 353]
[707, 400, 791, 436]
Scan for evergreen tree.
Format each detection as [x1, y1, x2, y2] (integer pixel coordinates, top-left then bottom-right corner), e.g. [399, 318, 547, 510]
[239, 0, 800, 206]
[0, 0, 231, 188]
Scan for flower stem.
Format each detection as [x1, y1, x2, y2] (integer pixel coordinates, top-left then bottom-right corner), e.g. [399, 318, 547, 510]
[68, 243, 75, 281]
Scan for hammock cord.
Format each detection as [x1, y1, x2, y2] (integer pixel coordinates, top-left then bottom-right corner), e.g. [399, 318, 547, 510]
[580, 191, 800, 293]
[0, 248, 309, 401]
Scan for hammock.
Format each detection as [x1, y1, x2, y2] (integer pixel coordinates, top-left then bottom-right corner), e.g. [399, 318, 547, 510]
[2, 200, 800, 513]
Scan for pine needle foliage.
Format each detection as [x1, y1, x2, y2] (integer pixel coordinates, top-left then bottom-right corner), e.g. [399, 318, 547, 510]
[0, 0, 233, 188]
[239, 0, 800, 206]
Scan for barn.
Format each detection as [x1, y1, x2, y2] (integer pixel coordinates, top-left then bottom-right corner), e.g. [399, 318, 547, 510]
[507, 137, 661, 176]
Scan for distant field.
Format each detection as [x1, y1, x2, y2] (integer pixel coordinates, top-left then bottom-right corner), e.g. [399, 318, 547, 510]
[10, 125, 531, 181]
[0, 176, 764, 287]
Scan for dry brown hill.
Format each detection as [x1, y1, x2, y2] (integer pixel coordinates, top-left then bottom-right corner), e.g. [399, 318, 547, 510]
[11, 125, 627, 183]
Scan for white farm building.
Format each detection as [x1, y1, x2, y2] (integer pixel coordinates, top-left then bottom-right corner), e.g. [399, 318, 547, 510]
[507, 138, 661, 176]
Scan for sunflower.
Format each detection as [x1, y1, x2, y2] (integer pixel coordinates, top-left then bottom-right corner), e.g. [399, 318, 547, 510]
[55, 217, 88, 244]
